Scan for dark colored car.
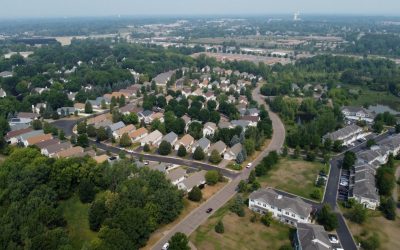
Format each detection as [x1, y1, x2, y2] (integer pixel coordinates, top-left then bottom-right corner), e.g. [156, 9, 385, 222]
[206, 208, 213, 213]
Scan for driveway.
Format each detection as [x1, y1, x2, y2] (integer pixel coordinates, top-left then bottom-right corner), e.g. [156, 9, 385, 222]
[151, 85, 286, 250]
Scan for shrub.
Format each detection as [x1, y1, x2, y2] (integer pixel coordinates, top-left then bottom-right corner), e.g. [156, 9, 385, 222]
[215, 220, 224, 234]
[158, 141, 172, 155]
[177, 145, 187, 157]
[310, 188, 322, 200]
[205, 170, 219, 185]
[188, 186, 202, 202]
[261, 212, 273, 226]
[143, 144, 150, 152]
[193, 147, 205, 160]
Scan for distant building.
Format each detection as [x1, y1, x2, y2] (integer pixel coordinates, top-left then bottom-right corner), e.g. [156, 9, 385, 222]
[153, 70, 175, 86]
[294, 223, 334, 250]
[341, 106, 376, 123]
[322, 125, 365, 146]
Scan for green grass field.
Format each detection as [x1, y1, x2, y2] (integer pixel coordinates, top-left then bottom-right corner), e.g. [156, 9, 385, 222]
[347, 87, 400, 111]
[60, 195, 98, 249]
[191, 203, 292, 250]
[258, 158, 327, 201]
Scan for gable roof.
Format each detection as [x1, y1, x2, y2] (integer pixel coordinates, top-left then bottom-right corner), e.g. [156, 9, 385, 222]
[129, 127, 148, 138]
[250, 188, 313, 218]
[209, 140, 227, 154]
[45, 142, 72, 154]
[5, 127, 33, 140]
[180, 170, 206, 191]
[34, 138, 60, 149]
[193, 137, 210, 150]
[162, 132, 178, 144]
[166, 168, 187, 183]
[108, 121, 125, 132]
[56, 146, 84, 158]
[297, 223, 332, 250]
[27, 134, 53, 145]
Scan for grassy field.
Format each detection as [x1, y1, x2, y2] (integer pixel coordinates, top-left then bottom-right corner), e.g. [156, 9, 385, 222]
[190, 203, 292, 250]
[258, 158, 327, 201]
[347, 87, 400, 111]
[342, 208, 400, 250]
[60, 195, 98, 249]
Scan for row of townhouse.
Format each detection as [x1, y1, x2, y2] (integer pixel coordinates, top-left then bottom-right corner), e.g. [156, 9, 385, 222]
[250, 188, 342, 250]
[5, 127, 86, 159]
[350, 134, 400, 209]
[322, 124, 368, 146]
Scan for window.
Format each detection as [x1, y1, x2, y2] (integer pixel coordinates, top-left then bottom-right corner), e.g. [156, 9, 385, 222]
[291, 213, 295, 217]
[278, 208, 282, 212]
[300, 217, 304, 220]
[263, 204, 266, 207]
[285, 212, 289, 215]
[271, 206, 275, 210]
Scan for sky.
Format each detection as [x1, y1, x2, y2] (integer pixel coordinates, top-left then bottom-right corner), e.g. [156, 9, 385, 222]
[1, 0, 400, 18]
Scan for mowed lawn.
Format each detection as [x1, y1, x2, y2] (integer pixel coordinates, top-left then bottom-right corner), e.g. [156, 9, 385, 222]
[258, 158, 327, 201]
[191, 204, 292, 250]
[60, 195, 98, 249]
[346, 210, 400, 250]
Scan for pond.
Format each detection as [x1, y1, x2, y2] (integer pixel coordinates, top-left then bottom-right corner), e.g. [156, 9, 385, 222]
[367, 104, 400, 115]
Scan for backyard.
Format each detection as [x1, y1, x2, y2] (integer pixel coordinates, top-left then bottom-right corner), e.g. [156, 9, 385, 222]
[258, 157, 328, 201]
[190, 203, 292, 250]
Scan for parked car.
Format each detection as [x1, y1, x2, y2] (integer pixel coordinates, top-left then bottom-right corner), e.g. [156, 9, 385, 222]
[162, 242, 169, 250]
[246, 162, 252, 168]
[206, 208, 213, 213]
[340, 181, 348, 186]
[329, 235, 339, 244]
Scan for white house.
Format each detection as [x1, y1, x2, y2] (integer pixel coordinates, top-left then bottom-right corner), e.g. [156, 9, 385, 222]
[203, 122, 217, 136]
[140, 130, 163, 146]
[322, 125, 366, 146]
[177, 170, 206, 192]
[175, 134, 194, 151]
[341, 106, 376, 123]
[166, 168, 187, 186]
[249, 188, 313, 226]
[224, 143, 243, 160]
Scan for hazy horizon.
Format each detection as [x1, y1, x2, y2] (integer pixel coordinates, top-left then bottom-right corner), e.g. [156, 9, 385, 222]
[1, 0, 400, 18]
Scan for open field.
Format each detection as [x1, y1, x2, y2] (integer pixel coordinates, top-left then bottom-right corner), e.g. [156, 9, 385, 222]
[258, 158, 327, 201]
[60, 195, 97, 249]
[190, 203, 292, 250]
[347, 87, 400, 111]
[344, 209, 400, 250]
[142, 182, 226, 249]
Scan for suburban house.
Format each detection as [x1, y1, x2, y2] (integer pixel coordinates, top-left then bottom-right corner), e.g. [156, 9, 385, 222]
[208, 140, 227, 156]
[140, 130, 163, 146]
[129, 127, 149, 142]
[138, 110, 154, 124]
[88, 97, 108, 109]
[150, 112, 164, 123]
[224, 143, 243, 160]
[231, 120, 255, 130]
[106, 121, 125, 137]
[322, 125, 365, 146]
[87, 114, 108, 125]
[249, 188, 313, 226]
[56, 146, 84, 158]
[294, 223, 334, 250]
[57, 107, 76, 116]
[177, 170, 206, 192]
[241, 116, 260, 126]
[32, 103, 47, 114]
[35, 138, 60, 150]
[9, 117, 32, 127]
[239, 108, 260, 117]
[0, 88, 7, 98]
[218, 121, 234, 129]
[24, 133, 53, 147]
[94, 120, 113, 129]
[16, 130, 44, 145]
[191, 137, 211, 153]
[93, 154, 109, 164]
[175, 134, 194, 151]
[0, 71, 13, 78]
[73, 103, 85, 113]
[154, 70, 175, 86]
[166, 168, 187, 185]
[5, 128, 33, 144]
[42, 142, 72, 157]
[341, 106, 376, 123]
[114, 124, 136, 139]
[203, 122, 217, 136]
[160, 132, 178, 147]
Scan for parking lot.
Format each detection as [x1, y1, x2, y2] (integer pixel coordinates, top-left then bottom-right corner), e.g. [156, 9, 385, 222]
[337, 169, 351, 202]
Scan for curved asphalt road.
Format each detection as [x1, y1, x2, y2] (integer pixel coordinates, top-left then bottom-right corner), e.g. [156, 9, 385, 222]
[151, 85, 286, 250]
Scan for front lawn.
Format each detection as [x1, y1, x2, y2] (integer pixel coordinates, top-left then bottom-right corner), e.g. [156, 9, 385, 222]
[258, 158, 327, 201]
[190, 203, 292, 250]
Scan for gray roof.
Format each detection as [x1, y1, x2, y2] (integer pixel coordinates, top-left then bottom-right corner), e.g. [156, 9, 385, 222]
[0, 71, 12, 77]
[341, 106, 375, 118]
[232, 120, 252, 128]
[228, 143, 243, 157]
[89, 97, 106, 106]
[250, 188, 313, 218]
[108, 121, 125, 132]
[353, 164, 379, 201]
[57, 107, 76, 114]
[166, 168, 187, 183]
[153, 70, 175, 85]
[209, 140, 227, 154]
[17, 130, 44, 141]
[323, 125, 362, 142]
[94, 120, 113, 129]
[140, 110, 153, 117]
[193, 138, 210, 150]
[297, 223, 332, 250]
[239, 108, 259, 116]
[149, 163, 170, 173]
[180, 170, 206, 191]
[45, 142, 72, 154]
[162, 132, 178, 144]
[35, 138, 60, 149]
